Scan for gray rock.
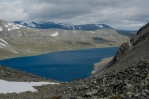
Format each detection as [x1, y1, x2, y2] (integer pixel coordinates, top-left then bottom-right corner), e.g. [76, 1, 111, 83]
[85, 90, 98, 96]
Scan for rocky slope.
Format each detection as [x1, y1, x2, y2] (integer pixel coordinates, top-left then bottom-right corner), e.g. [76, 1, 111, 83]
[0, 19, 135, 60]
[0, 65, 57, 82]
[1, 59, 149, 99]
[104, 23, 149, 73]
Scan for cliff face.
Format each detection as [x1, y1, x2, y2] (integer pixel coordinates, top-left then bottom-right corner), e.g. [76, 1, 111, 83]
[106, 23, 149, 73]
[130, 23, 149, 46]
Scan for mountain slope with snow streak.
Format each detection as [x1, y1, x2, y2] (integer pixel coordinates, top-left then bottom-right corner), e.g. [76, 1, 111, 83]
[0, 38, 18, 53]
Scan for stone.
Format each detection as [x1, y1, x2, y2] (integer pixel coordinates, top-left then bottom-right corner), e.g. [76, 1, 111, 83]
[144, 89, 149, 94]
[92, 96, 99, 99]
[93, 81, 97, 84]
[126, 91, 133, 97]
[141, 90, 147, 96]
[119, 94, 124, 98]
[77, 96, 83, 99]
[85, 90, 97, 96]
[133, 93, 141, 98]
[110, 95, 122, 99]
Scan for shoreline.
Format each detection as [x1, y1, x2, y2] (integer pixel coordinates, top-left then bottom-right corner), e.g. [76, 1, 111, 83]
[0, 46, 118, 61]
[91, 57, 113, 76]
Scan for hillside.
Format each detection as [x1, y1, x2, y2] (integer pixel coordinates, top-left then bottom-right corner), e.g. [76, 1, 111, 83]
[0, 19, 134, 60]
[104, 23, 149, 73]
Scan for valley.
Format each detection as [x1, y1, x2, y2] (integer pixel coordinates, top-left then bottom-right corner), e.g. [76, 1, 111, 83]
[0, 20, 135, 60]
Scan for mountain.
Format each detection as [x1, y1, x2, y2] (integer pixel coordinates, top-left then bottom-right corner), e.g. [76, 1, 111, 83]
[104, 23, 149, 73]
[0, 19, 135, 60]
[14, 21, 112, 30]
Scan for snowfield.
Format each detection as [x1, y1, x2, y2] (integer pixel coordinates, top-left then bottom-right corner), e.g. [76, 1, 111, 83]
[0, 27, 2, 31]
[0, 79, 59, 94]
[51, 32, 58, 36]
[0, 38, 8, 45]
[4, 23, 22, 31]
[0, 39, 18, 54]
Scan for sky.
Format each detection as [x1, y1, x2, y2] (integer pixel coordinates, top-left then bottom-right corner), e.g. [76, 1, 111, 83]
[0, 0, 148, 30]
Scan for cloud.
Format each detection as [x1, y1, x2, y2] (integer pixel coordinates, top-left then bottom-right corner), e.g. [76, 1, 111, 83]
[0, 1, 27, 21]
[0, 0, 149, 30]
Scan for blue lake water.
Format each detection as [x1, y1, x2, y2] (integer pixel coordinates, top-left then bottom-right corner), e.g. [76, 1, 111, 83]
[0, 47, 118, 82]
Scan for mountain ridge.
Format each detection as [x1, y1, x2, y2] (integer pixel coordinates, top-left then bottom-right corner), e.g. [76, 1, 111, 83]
[14, 21, 112, 30]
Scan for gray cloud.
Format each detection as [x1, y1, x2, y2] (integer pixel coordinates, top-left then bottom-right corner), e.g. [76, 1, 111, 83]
[0, 0, 149, 30]
[0, 1, 27, 21]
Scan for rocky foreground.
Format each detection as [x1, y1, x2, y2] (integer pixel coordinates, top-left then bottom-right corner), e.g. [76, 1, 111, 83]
[59, 59, 149, 99]
[0, 59, 148, 99]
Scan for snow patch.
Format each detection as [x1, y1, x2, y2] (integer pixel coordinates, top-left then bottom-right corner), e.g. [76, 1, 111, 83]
[5, 23, 21, 31]
[0, 38, 8, 44]
[8, 28, 12, 31]
[99, 25, 103, 28]
[0, 42, 18, 53]
[30, 23, 36, 27]
[97, 25, 103, 28]
[18, 24, 24, 27]
[0, 42, 6, 46]
[16, 34, 22, 37]
[12, 27, 20, 29]
[0, 79, 59, 94]
[72, 26, 75, 30]
[8, 23, 13, 26]
[5, 25, 9, 27]
[96, 24, 103, 28]
[51, 32, 58, 37]
[12, 50, 18, 53]
[0, 27, 2, 31]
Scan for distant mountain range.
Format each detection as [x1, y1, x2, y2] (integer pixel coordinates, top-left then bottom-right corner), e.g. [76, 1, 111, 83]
[13, 21, 112, 30]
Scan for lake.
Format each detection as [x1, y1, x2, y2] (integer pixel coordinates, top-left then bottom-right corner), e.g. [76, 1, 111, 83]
[0, 47, 119, 82]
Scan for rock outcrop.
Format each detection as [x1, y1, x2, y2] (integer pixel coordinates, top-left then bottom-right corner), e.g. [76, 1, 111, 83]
[130, 23, 149, 46]
[1, 59, 149, 99]
[105, 23, 149, 73]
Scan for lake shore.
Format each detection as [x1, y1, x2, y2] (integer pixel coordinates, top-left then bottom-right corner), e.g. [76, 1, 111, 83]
[0, 47, 118, 82]
[91, 57, 113, 76]
[0, 46, 118, 61]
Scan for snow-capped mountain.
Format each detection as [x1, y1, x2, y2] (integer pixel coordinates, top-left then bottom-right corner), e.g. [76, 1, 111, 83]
[13, 21, 112, 30]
